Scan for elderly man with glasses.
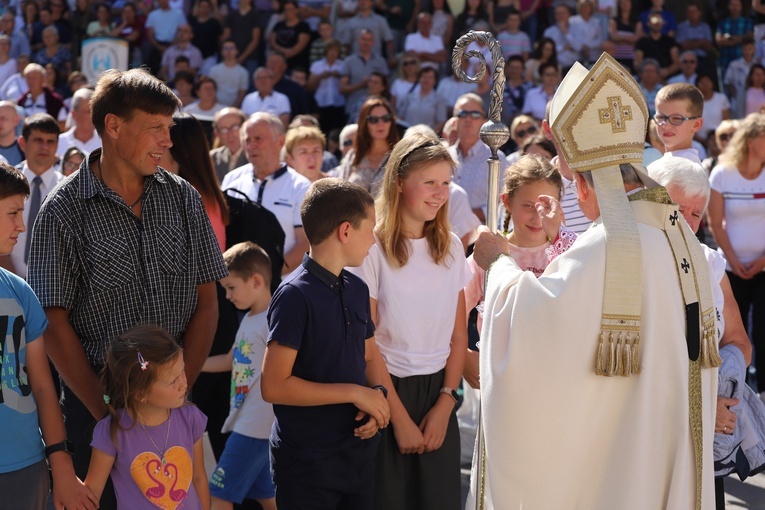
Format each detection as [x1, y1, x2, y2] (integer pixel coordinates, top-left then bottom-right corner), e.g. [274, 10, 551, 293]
[447, 93, 508, 225]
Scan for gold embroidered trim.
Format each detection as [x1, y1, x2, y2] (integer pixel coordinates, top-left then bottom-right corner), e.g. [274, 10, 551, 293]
[689, 359, 703, 510]
[628, 186, 674, 204]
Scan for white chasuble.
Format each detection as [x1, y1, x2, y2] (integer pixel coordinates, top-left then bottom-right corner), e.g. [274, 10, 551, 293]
[472, 197, 717, 510]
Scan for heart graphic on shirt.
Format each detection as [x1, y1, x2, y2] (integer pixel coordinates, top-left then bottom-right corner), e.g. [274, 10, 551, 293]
[130, 446, 192, 510]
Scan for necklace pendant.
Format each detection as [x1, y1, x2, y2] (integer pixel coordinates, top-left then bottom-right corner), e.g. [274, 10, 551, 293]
[161, 457, 167, 466]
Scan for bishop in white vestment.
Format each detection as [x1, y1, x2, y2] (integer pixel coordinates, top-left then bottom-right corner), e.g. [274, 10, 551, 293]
[470, 54, 720, 510]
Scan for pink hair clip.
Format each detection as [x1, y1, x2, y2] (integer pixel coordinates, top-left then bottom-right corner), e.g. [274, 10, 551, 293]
[137, 351, 149, 371]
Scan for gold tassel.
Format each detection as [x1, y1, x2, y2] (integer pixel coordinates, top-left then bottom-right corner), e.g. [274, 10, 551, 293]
[615, 332, 624, 376]
[623, 333, 633, 376]
[596, 331, 606, 375]
[631, 332, 641, 374]
[703, 324, 722, 368]
[608, 332, 616, 376]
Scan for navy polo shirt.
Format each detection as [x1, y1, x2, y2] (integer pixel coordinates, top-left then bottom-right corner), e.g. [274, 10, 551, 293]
[267, 254, 375, 459]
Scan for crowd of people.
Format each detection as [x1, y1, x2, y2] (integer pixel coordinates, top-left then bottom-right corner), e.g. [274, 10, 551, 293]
[1, 0, 765, 510]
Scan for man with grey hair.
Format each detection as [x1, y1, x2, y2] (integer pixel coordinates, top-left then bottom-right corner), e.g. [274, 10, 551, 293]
[448, 92, 507, 224]
[668, 50, 699, 84]
[222, 112, 310, 274]
[0, 100, 23, 165]
[18, 63, 67, 125]
[57, 88, 100, 156]
[241, 68, 291, 125]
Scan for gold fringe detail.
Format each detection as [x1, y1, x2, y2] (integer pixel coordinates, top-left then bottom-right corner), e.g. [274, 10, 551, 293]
[596, 332, 606, 375]
[608, 332, 616, 376]
[699, 322, 721, 369]
[615, 332, 624, 376]
[596, 330, 642, 377]
[631, 332, 641, 374]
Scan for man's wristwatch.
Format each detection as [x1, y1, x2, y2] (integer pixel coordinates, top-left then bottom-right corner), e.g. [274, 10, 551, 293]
[45, 440, 74, 458]
[372, 385, 388, 399]
[440, 387, 459, 403]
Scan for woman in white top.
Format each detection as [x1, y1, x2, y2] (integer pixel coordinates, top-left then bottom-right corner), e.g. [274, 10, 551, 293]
[352, 134, 469, 510]
[390, 52, 421, 110]
[708, 113, 765, 394]
[696, 73, 731, 141]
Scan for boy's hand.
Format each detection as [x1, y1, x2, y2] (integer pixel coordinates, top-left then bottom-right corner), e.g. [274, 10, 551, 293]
[536, 195, 563, 242]
[419, 398, 453, 452]
[393, 415, 425, 454]
[353, 386, 390, 429]
[354, 411, 380, 439]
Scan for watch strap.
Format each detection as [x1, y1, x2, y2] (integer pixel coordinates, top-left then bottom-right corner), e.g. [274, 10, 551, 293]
[45, 440, 74, 458]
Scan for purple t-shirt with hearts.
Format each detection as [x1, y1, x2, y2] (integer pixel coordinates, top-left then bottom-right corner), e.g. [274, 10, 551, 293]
[91, 405, 207, 509]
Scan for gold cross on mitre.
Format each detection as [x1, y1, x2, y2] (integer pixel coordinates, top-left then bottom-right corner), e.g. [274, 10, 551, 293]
[598, 96, 633, 133]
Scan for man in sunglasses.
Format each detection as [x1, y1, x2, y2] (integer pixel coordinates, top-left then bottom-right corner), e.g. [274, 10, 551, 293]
[668, 51, 699, 85]
[448, 93, 508, 225]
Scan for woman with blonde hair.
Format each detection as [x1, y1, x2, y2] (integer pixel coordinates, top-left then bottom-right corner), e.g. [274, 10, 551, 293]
[351, 133, 470, 510]
[708, 113, 765, 395]
[391, 51, 421, 108]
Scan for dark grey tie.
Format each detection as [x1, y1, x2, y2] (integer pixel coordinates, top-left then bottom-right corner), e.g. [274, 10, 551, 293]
[24, 176, 41, 264]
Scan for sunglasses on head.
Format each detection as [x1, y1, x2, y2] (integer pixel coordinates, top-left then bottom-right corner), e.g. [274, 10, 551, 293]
[457, 110, 483, 119]
[515, 126, 537, 138]
[718, 132, 734, 142]
[367, 114, 393, 124]
[343, 139, 354, 147]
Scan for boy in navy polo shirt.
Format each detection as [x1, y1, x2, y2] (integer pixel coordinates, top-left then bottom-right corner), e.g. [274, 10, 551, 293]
[262, 177, 390, 510]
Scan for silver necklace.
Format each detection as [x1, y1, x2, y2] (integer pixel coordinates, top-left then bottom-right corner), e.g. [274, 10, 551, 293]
[140, 409, 171, 472]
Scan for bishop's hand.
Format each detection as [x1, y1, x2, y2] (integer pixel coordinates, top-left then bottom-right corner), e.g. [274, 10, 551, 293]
[474, 226, 512, 270]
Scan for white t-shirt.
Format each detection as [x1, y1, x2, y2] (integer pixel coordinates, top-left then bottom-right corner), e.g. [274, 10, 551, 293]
[390, 78, 416, 107]
[709, 164, 765, 269]
[56, 128, 101, 157]
[208, 62, 249, 107]
[700, 92, 731, 140]
[241, 90, 291, 117]
[351, 233, 471, 378]
[703, 243, 726, 342]
[183, 101, 226, 122]
[309, 58, 345, 108]
[221, 310, 275, 439]
[0, 59, 16, 94]
[221, 164, 310, 254]
[448, 181, 481, 240]
[404, 32, 445, 69]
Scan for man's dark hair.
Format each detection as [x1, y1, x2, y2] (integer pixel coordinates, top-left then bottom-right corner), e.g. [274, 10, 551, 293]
[0, 161, 29, 200]
[91, 69, 180, 136]
[301, 178, 374, 245]
[507, 54, 524, 66]
[21, 112, 60, 140]
[174, 55, 190, 66]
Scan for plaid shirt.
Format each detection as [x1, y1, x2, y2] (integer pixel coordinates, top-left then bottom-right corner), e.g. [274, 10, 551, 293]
[27, 149, 228, 365]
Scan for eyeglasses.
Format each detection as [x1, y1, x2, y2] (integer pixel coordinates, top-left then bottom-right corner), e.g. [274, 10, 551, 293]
[403, 60, 417, 66]
[217, 124, 241, 135]
[681, 59, 697, 64]
[457, 109, 483, 119]
[63, 160, 81, 170]
[515, 126, 537, 138]
[653, 113, 701, 126]
[367, 114, 393, 124]
[718, 132, 734, 141]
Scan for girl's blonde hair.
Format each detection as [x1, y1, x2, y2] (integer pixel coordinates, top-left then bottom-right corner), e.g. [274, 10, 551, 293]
[502, 154, 562, 232]
[376, 133, 455, 267]
[718, 113, 765, 168]
[100, 325, 183, 446]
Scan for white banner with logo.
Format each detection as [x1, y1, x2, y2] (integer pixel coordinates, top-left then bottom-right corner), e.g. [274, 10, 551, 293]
[81, 37, 129, 83]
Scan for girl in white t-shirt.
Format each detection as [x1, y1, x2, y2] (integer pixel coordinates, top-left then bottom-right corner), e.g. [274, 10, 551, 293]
[352, 133, 470, 510]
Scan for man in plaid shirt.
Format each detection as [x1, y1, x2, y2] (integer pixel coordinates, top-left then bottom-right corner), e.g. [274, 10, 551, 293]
[27, 68, 227, 509]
